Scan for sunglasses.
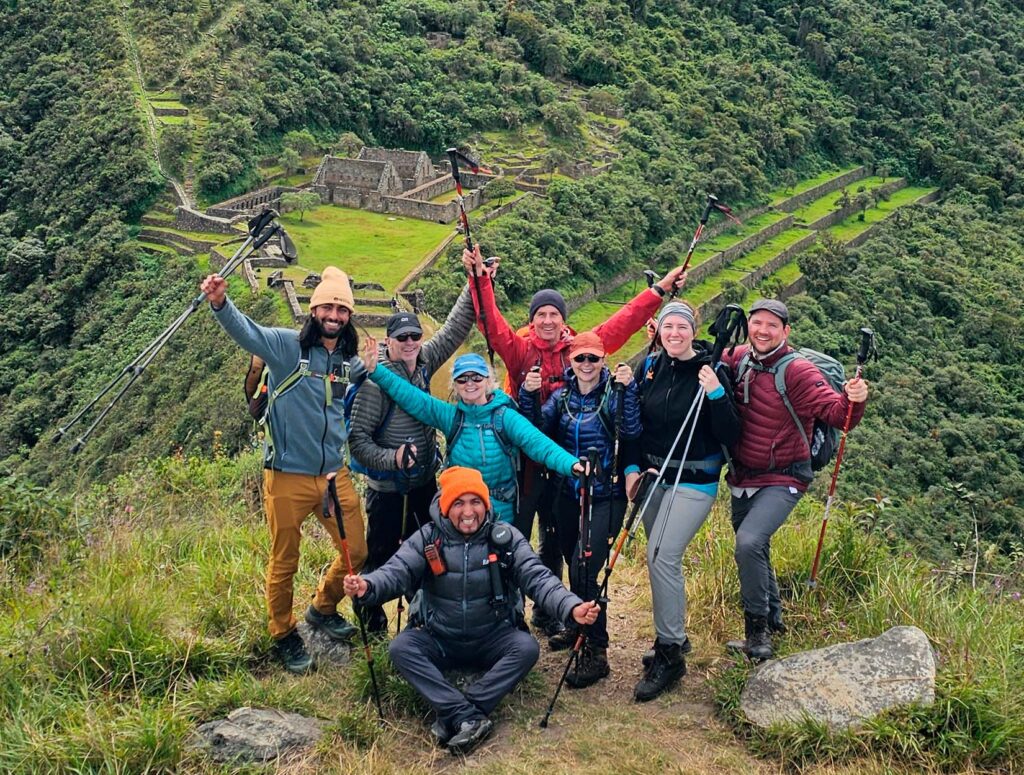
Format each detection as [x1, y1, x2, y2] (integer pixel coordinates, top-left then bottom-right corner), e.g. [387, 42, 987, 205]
[573, 353, 603, 363]
[454, 373, 486, 385]
[393, 332, 422, 342]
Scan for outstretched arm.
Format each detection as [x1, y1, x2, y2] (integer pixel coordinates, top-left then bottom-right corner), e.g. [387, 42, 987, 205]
[462, 248, 530, 373]
[593, 266, 686, 354]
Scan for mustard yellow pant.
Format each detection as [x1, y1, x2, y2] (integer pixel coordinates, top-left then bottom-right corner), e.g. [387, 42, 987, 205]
[263, 467, 368, 639]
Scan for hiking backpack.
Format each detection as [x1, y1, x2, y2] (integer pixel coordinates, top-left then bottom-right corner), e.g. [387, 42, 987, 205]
[735, 348, 846, 472]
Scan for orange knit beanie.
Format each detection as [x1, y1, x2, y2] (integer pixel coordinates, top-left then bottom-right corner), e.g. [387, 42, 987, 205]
[438, 466, 491, 515]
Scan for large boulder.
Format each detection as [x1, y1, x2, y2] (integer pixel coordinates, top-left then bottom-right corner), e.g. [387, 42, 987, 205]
[740, 625, 936, 730]
[189, 707, 325, 763]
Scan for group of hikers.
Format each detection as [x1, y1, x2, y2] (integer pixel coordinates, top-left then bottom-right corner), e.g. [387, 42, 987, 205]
[200, 246, 868, 755]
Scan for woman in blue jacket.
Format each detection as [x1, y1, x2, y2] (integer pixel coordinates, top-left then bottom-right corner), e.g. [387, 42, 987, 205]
[361, 337, 583, 524]
[519, 331, 640, 688]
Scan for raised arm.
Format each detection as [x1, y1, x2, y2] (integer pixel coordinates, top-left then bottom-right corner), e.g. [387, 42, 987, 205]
[420, 284, 476, 374]
[462, 249, 530, 374]
[592, 266, 685, 354]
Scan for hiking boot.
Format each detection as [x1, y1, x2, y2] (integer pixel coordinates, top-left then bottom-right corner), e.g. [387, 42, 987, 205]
[304, 605, 357, 642]
[429, 718, 451, 747]
[273, 630, 314, 674]
[634, 639, 686, 702]
[566, 643, 610, 689]
[726, 613, 785, 654]
[447, 717, 494, 756]
[547, 626, 578, 652]
[744, 612, 774, 661]
[642, 635, 691, 667]
[532, 610, 565, 638]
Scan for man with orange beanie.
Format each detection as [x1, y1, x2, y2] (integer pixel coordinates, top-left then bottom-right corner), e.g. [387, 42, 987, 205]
[202, 267, 369, 675]
[345, 466, 599, 755]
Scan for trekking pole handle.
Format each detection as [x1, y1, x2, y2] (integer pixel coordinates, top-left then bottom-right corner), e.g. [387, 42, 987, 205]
[700, 194, 718, 225]
[643, 269, 657, 288]
[857, 327, 875, 365]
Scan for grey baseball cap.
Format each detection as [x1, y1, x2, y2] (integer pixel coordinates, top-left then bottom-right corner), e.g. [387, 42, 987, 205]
[749, 298, 789, 324]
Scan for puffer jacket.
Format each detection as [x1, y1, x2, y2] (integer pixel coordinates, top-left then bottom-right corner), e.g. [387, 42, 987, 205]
[634, 341, 741, 486]
[468, 272, 663, 401]
[348, 286, 476, 492]
[357, 501, 583, 642]
[519, 368, 641, 500]
[368, 366, 579, 522]
[213, 298, 366, 475]
[721, 344, 865, 491]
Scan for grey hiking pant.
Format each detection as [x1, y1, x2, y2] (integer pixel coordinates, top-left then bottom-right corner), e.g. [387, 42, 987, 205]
[389, 625, 540, 728]
[641, 484, 716, 647]
[731, 486, 803, 617]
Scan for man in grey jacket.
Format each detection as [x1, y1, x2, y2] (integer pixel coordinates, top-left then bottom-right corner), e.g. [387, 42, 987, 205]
[347, 287, 475, 634]
[201, 267, 368, 675]
[344, 466, 599, 755]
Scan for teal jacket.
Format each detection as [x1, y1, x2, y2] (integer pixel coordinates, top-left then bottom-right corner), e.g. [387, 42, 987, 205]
[369, 366, 578, 522]
[213, 298, 365, 475]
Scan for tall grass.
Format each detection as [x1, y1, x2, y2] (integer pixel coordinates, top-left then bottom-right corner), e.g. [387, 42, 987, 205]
[1, 452, 1022, 771]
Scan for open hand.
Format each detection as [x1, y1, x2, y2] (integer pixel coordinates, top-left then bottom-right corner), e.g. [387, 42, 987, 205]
[362, 335, 379, 373]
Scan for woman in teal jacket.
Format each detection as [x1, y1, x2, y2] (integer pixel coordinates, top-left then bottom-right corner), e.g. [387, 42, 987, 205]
[361, 337, 583, 523]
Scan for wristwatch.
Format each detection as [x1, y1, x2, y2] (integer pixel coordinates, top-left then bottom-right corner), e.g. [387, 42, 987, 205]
[651, 284, 666, 297]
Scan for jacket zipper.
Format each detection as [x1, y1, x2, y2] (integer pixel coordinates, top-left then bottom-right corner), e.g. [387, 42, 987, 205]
[462, 540, 469, 635]
[319, 346, 332, 475]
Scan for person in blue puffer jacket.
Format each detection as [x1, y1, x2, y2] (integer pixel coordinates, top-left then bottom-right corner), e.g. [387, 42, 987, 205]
[360, 337, 585, 524]
[518, 331, 641, 688]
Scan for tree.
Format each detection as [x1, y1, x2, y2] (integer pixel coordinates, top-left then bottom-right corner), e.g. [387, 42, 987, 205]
[333, 132, 364, 158]
[159, 123, 193, 179]
[781, 169, 798, 194]
[280, 191, 320, 221]
[283, 129, 317, 157]
[280, 147, 301, 176]
[484, 177, 517, 206]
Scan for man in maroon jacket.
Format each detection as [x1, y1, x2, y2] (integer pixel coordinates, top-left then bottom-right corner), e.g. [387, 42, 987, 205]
[722, 299, 868, 659]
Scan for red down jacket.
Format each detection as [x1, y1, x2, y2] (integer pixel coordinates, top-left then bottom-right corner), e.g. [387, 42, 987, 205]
[722, 344, 866, 492]
[468, 273, 662, 403]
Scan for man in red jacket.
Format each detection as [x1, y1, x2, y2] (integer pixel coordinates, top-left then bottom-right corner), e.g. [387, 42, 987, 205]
[722, 299, 868, 659]
[462, 247, 685, 636]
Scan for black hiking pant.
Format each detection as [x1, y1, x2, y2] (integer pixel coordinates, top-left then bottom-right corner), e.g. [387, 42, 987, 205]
[515, 464, 563, 625]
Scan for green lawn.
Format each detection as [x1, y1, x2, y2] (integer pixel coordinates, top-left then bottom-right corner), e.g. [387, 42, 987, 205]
[278, 206, 453, 291]
[826, 186, 938, 243]
[767, 164, 863, 205]
[789, 176, 903, 223]
[729, 227, 814, 272]
[429, 189, 460, 204]
[686, 211, 789, 269]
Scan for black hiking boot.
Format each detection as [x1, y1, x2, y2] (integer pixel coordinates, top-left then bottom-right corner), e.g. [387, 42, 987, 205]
[548, 625, 578, 652]
[566, 643, 610, 689]
[726, 611, 785, 655]
[642, 635, 692, 667]
[744, 612, 774, 661]
[273, 630, 314, 674]
[447, 716, 494, 756]
[304, 605, 357, 642]
[634, 639, 686, 702]
[532, 610, 566, 638]
[429, 718, 452, 747]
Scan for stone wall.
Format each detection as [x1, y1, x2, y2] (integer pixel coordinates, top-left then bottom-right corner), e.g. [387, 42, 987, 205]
[805, 178, 907, 231]
[153, 106, 189, 117]
[175, 207, 244, 234]
[357, 147, 433, 188]
[241, 259, 260, 294]
[477, 193, 535, 225]
[207, 186, 298, 218]
[138, 233, 195, 255]
[315, 157, 403, 196]
[702, 204, 772, 243]
[688, 216, 795, 286]
[565, 268, 643, 316]
[744, 232, 818, 289]
[139, 228, 222, 254]
[248, 256, 289, 269]
[777, 166, 868, 212]
[400, 174, 455, 202]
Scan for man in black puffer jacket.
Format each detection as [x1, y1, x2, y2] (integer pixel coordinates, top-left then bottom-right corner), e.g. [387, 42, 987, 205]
[344, 466, 599, 755]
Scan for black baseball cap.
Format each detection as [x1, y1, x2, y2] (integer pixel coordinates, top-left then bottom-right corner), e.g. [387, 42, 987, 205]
[386, 312, 423, 338]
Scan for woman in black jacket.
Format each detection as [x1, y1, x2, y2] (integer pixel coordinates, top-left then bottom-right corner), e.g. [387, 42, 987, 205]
[631, 301, 741, 702]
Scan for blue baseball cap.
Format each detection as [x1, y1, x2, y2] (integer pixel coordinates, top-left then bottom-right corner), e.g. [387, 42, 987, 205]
[452, 353, 489, 379]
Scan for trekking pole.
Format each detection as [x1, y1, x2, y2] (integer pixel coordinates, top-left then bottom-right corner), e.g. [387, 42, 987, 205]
[611, 366, 626, 485]
[325, 473, 385, 721]
[808, 328, 875, 587]
[446, 147, 496, 366]
[53, 209, 285, 453]
[394, 437, 417, 634]
[675, 195, 741, 294]
[539, 449, 598, 728]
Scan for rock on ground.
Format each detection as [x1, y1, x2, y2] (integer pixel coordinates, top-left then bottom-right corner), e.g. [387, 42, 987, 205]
[189, 707, 325, 763]
[297, 620, 352, 667]
[740, 625, 936, 730]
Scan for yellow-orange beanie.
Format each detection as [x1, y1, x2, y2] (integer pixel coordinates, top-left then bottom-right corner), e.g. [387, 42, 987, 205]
[309, 266, 355, 312]
[438, 466, 491, 515]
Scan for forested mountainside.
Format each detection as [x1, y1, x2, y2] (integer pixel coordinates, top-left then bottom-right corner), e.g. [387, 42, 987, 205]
[1, 0, 1022, 559]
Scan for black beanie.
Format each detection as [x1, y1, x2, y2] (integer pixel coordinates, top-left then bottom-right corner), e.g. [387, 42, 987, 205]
[529, 289, 567, 321]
